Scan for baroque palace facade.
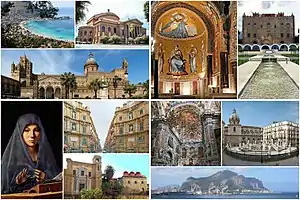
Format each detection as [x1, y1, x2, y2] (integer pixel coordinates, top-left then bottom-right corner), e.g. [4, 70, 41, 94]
[77, 9, 147, 44]
[151, 1, 237, 99]
[223, 109, 299, 148]
[151, 101, 221, 166]
[3, 53, 144, 99]
[104, 101, 149, 153]
[64, 101, 101, 153]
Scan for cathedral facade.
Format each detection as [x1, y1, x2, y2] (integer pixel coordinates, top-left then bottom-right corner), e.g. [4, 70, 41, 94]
[151, 1, 237, 99]
[151, 101, 221, 166]
[7, 53, 144, 99]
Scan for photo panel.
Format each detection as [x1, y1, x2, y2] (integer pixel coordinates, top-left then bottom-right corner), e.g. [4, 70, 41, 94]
[151, 101, 221, 166]
[1, 101, 63, 199]
[222, 101, 299, 166]
[64, 100, 149, 153]
[151, 1, 238, 99]
[237, 0, 299, 99]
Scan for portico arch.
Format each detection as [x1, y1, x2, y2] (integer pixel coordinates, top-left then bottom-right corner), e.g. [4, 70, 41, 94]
[39, 87, 45, 99]
[279, 44, 288, 51]
[252, 44, 260, 51]
[261, 45, 270, 50]
[54, 87, 62, 99]
[46, 86, 54, 99]
[238, 44, 243, 52]
[271, 44, 279, 50]
[289, 44, 298, 51]
[243, 45, 251, 51]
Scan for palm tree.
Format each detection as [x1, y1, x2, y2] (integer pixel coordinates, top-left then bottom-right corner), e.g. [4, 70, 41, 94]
[124, 83, 137, 98]
[143, 1, 149, 22]
[88, 78, 108, 99]
[60, 72, 77, 99]
[104, 165, 115, 181]
[142, 80, 149, 97]
[76, 1, 91, 24]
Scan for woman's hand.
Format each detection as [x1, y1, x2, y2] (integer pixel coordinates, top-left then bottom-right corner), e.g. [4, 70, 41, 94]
[16, 168, 28, 185]
[34, 169, 46, 183]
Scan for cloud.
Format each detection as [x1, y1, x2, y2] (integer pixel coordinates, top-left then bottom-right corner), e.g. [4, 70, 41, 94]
[261, 1, 275, 9]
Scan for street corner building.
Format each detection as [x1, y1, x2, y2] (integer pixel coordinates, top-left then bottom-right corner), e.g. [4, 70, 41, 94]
[222, 109, 299, 165]
[64, 155, 102, 199]
[1, 53, 145, 99]
[77, 9, 147, 44]
[104, 101, 149, 153]
[151, 1, 237, 99]
[64, 101, 101, 153]
[151, 101, 221, 166]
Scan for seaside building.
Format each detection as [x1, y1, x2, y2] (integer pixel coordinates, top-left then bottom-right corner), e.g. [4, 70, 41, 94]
[121, 171, 148, 193]
[64, 101, 101, 153]
[104, 101, 149, 153]
[151, 101, 221, 166]
[64, 156, 102, 199]
[77, 9, 147, 44]
[1, 75, 21, 98]
[151, 1, 237, 99]
[242, 12, 295, 45]
[3, 53, 145, 99]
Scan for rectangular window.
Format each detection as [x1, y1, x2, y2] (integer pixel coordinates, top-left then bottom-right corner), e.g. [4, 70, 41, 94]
[72, 111, 76, 119]
[81, 171, 84, 176]
[83, 115, 86, 121]
[83, 126, 86, 133]
[254, 33, 256, 38]
[119, 116, 122, 121]
[140, 109, 144, 115]
[82, 138, 87, 145]
[247, 33, 250, 38]
[281, 33, 284, 37]
[72, 123, 76, 131]
[79, 184, 85, 191]
[73, 170, 76, 175]
[138, 136, 144, 142]
[287, 33, 290, 38]
[65, 120, 68, 130]
[129, 124, 133, 132]
[140, 122, 144, 131]
[128, 112, 133, 120]
[89, 172, 91, 177]
[119, 126, 124, 134]
[64, 135, 67, 143]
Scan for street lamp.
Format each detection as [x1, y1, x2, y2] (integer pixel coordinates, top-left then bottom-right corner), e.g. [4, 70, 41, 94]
[113, 75, 122, 99]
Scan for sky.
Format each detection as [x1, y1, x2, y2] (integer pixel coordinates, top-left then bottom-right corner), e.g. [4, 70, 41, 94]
[1, 49, 149, 84]
[238, 1, 299, 35]
[76, 0, 149, 36]
[79, 101, 126, 147]
[64, 153, 149, 180]
[222, 101, 299, 126]
[151, 167, 299, 192]
[51, 1, 74, 8]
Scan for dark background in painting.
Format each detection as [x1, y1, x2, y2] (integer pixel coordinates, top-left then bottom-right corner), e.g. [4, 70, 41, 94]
[1, 101, 63, 170]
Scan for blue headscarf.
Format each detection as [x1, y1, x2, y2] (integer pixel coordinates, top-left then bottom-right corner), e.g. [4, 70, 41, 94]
[1, 113, 60, 194]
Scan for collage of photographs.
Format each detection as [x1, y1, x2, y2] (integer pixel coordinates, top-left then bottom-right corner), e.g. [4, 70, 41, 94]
[0, 0, 299, 200]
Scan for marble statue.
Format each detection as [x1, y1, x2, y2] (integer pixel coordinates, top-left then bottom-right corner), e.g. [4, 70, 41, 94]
[189, 45, 197, 73]
[169, 45, 187, 73]
[158, 43, 165, 74]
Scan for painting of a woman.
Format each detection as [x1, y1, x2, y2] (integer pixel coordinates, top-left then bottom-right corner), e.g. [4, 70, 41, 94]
[168, 45, 187, 74]
[1, 113, 60, 194]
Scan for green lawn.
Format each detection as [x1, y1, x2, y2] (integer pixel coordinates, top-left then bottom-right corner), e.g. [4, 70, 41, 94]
[281, 54, 299, 65]
[238, 54, 256, 66]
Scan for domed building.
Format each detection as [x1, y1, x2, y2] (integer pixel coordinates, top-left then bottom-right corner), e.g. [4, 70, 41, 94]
[7, 53, 145, 99]
[223, 109, 263, 147]
[77, 9, 147, 44]
[151, 101, 221, 166]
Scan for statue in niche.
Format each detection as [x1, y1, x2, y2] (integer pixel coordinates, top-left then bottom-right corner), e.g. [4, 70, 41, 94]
[157, 43, 165, 74]
[168, 45, 188, 75]
[159, 12, 197, 38]
[189, 45, 197, 73]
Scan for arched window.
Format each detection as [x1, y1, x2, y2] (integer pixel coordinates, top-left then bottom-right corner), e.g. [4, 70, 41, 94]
[108, 27, 111, 32]
[101, 26, 105, 32]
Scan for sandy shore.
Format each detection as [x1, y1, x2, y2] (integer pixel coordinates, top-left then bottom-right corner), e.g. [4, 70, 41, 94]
[20, 19, 74, 43]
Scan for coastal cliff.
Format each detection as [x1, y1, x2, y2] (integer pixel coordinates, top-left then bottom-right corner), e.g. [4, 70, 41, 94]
[180, 170, 269, 193]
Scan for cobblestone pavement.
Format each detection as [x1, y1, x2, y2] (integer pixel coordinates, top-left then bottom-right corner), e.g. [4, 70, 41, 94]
[222, 152, 299, 166]
[239, 61, 299, 99]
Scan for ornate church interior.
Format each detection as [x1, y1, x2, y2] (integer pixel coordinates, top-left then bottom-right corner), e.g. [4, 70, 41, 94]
[151, 101, 221, 166]
[151, 1, 237, 99]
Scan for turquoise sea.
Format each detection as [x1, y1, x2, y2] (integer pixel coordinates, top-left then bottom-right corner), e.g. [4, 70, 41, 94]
[23, 7, 74, 41]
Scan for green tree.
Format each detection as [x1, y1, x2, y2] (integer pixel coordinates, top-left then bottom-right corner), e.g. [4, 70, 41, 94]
[142, 80, 149, 98]
[81, 188, 103, 199]
[104, 165, 115, 181]
[76, 1, 91, 24]
[1, 2, 14, 16]
[143, 1, 149, 22]
[60, 72, 77, 99]
[88, 78, 108, 99]
[124, 83, 137, 98]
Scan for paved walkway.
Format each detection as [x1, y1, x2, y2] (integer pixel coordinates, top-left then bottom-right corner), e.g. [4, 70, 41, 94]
[238, 60, 261, 95]
[278, 61, 299, 87]
[222, 153, 299, 166]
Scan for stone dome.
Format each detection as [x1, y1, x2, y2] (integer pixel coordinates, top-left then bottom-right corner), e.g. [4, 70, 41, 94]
[229, 109, 240, 124]
[84, 52, 98, 66]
